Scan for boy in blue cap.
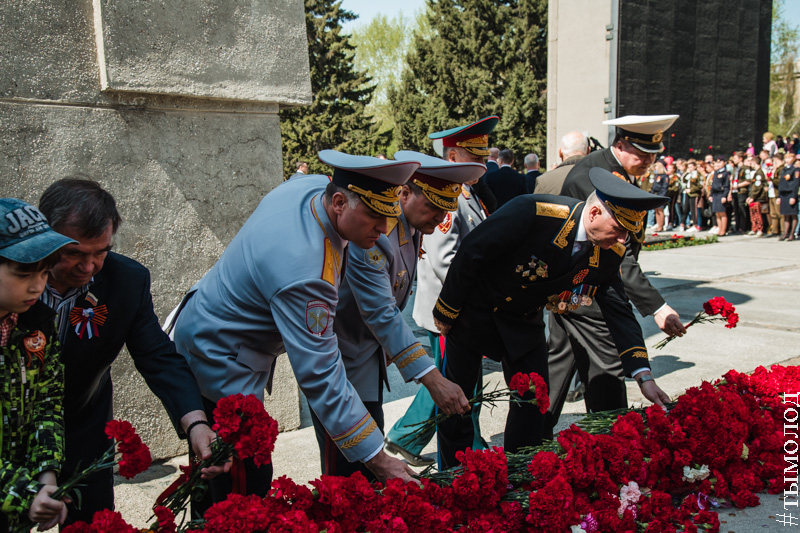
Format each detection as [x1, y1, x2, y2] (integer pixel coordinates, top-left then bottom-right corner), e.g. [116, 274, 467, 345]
[0, 198, 75, 531]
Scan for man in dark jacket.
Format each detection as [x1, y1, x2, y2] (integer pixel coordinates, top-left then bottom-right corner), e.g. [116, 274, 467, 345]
[432, 168, 671, 470]
[484, 148, 527, 209]
[38, 178, 223, 524]
[545, 115, 687, 439]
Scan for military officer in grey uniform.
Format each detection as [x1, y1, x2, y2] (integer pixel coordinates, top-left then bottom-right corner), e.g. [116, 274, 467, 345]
[432, 169, 672, 470]
[314, 151, 485, 477]
[172, 150, 421, 516]
[385, 118, 497, 466]
[545, 115, 687, 438]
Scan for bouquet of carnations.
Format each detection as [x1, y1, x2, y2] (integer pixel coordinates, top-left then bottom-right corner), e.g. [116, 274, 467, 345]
[654, 296, 739, 349]
[154, 394, 278, 528]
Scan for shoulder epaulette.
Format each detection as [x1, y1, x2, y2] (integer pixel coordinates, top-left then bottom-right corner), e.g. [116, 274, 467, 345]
[386, 217, 399, 236]
[536, 202, 570, 219]
[321, 238, 337, 286]
[610, 242, 626, 257]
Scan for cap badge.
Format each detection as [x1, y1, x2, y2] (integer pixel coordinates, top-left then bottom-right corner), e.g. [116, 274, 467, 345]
[653, 130, 663, 143]
[455, 134, 489, 149]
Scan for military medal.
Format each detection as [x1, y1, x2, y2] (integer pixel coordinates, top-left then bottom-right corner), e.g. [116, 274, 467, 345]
[545, 285, 598, 315]
[573, 269, 589, 284]
[517, 255, 548, 281]
[23, 330, 47, 370]
[394, 270, 408, 292]
[69, 304, 108, 339]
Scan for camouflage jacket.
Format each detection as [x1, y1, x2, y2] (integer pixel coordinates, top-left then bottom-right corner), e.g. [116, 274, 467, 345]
[1, 300, 64, 523]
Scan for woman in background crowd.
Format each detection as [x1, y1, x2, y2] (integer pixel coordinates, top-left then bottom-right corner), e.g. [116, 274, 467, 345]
[710, 158, 730, 237]
[650, 161, 670, 231]
[747, 158, 769, 237]
[778, 159, 799, 241]
[763, 132, 778, 158]
[666, 162, 681, 230]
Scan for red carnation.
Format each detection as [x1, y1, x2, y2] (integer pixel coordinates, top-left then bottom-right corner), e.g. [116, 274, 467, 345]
[152, 506, 177, 533]
[508, 372, 549, 414]
[509, 372, 531, 396]
[62, 510, 138, 533]
[213, 394, 279, 466]
[105, 419, 152, 479]
[655, 296, 738, 349]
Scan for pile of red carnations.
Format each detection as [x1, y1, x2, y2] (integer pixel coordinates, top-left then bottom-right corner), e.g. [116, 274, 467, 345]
[66, 365, 798, 533]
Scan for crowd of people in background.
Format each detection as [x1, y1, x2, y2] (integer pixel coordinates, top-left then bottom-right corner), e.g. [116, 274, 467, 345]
[637, 131, 800, 241]
[483, 131, 800, 242]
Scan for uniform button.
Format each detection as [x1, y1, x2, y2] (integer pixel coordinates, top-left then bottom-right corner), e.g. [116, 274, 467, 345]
[505, 297, 512, 302]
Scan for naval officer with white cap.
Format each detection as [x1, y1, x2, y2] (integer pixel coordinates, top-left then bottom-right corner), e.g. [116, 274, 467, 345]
[545, 115, 687, 438]
[173, 150, 422, 516]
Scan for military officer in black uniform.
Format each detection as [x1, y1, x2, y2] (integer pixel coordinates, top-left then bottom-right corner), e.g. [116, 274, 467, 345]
[545, 115, 687, 438]
[432, 168, 671, 470]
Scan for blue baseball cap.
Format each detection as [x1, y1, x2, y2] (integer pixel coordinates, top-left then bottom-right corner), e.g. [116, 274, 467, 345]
[0, 198, 77, 263]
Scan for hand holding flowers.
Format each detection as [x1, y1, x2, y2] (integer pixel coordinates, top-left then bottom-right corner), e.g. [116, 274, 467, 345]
[654, 296, 739, 349]
[403, 372, 549, 446]
[16, 420, 151, 533]
[156, 394, 278, 526]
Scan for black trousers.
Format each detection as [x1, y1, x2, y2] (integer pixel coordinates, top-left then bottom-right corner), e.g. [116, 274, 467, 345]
[543, 310, 628, 437]
[735, 193, 751, 233]
[60, 386, 116, 526]
[438, 325, 548, 471]
[189, 396, 273, 520]
[309, 393, 384, 481]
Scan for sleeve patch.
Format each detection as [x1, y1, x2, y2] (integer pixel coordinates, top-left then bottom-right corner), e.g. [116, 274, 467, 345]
[305, 300, 330, 335]
[364, 247, 386, 270]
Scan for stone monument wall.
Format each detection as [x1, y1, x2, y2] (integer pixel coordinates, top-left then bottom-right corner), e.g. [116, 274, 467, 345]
[0, 0, 311, 459]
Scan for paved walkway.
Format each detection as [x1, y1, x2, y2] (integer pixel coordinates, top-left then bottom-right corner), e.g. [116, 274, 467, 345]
[108, 232, 799, 531]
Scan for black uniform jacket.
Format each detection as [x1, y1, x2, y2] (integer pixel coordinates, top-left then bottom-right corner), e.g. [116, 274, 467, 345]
[485, 166, 528, 210]
[561, 148, 665, 317]
[60, 252, 203, 433]
[432, 195, 650, 376]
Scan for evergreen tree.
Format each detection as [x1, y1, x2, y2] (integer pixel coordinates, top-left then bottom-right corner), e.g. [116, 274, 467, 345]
[350, 13, 415, 154]
[280, 0, 387, 177]
[389, 0, 547, 166]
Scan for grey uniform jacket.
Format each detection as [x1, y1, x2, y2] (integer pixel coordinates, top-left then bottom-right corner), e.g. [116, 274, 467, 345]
[412, 185, 487, 333]
[334, 212, 434, 402]
[172, 175, 382, 462]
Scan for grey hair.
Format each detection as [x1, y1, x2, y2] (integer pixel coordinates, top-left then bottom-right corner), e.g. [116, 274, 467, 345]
[524, 153, 539, 168]
[559, 131, 589, 159]
[324, 181, 361, 209]
[585, 191, 613, 220]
